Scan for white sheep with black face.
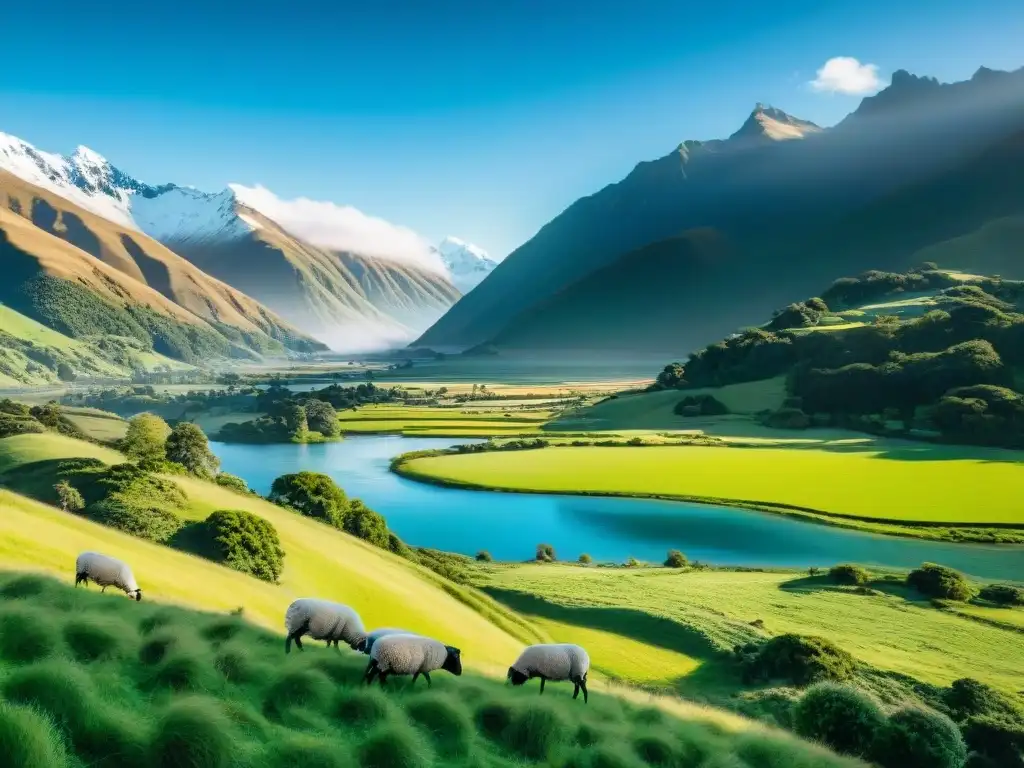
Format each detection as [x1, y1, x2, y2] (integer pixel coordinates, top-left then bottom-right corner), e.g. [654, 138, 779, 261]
[75, 552, 142, 601]
[362, 633, 462, 688]
[507, 643, 590, 703]
[284, 598, 366, 653]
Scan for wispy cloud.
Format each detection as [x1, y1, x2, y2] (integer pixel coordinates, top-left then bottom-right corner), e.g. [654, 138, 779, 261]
[810, 57, 882, 95]
[230, 184, 446, 274]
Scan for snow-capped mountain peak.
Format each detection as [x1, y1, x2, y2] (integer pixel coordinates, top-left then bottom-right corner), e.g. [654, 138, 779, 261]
[436, 236, 498, 292]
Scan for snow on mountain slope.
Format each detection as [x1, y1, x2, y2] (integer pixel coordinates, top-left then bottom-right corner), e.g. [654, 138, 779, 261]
[436, 236, 498, 292]
[132, 186, 251, 243]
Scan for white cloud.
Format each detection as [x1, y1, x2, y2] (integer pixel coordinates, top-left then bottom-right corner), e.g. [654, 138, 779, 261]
[810, 57, 882, 95]
[229, 183, 447, 274]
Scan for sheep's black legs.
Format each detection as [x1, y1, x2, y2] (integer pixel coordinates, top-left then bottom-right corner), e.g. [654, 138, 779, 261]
[581, 681, 588, 703]
[411, 672, 420, 686]
[423, 672, 431, 688]
[378, 672, 389, 687]
[75, 573, 86, 587]
[285, 620, 310, 654]
[539, 677, 546, 695]
[363, 660, 379, 685]
[573, 683, 580, 699]
[101, 586, 107, 593]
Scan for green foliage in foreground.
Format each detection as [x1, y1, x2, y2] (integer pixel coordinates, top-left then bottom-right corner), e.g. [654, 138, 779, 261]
[907, 563, 975, 601]
[736, 634, 856, 686]
[0, 572, 861, 768]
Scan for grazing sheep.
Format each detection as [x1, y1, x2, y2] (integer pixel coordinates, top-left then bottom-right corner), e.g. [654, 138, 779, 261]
[507, 643, 590, 703]
[363, 633, 462, 687]
[284, 598, 366, 653]
[357, 626, 416, 655]
[74, 551, 142, 601]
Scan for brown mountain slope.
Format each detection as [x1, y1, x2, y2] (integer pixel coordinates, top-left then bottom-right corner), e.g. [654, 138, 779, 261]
[0, 172, 324, 362]
[166, 205, 460, 350]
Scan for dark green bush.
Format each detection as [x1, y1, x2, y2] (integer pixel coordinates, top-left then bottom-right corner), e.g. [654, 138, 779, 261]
[261, 733, 354, 768]
[740, 634, 856, 685]
[475, 550, 493, 562]
[475, 699, 515, 741]
[536, 543, 556, 562]
[63, 615, 132, 663]
[979, 584, 1024, 606]
[503, 702, 571, 760]
[263, 669, 334, 720]
[664, 549, 688, 568]
[962, 715, 1024, 768]
[631, 730, 682, 766]
[945, 678, 1023, 721]
[907, 563, 974, 601]
[0, 701, 68, 768]
[673, 394, 729, 417]
[335, 687, 397, 728]
[2, 660, 96, 742]
[579, 553, 593, 564]
[205, 509, 285, 583]
[214, 472, 252, 494]
[793, 682, 885, 757]
[873, 706, 967, 768]
[763, 407, 811, 429]
[90, 494, 183, 542]
[828, 564, 871, 586]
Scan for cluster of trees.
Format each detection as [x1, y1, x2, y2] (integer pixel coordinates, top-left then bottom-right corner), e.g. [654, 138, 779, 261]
[0, 400, 87, 441]
[268, 471, 400, 553]
[218, 398, 340, 443]
[651, 269, 1024, 447]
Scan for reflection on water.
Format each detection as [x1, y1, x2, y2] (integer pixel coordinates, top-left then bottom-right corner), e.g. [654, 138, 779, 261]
[210, 436, 1024, 581]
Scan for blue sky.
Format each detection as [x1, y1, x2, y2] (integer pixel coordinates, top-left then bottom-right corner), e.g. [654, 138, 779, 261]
[1, 0, 1022, 259]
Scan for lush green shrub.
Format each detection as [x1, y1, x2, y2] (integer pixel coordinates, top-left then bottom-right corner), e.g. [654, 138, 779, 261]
[763, 407, 811, 429]
[269, 471, 348, 526]
[0, 413, 46, 438]
[979, 584, 1024, 606]
[663, 549, 688, 568]
[475, 550, 493, 562]
[828, 564, 871, 586]
[579, 553, 593, 564]
[405, 693, 474, 759]
[945, 678, 1023, 722]
[205, 509, 285, 583]
[54, 479, 84, 513]
[214, 472, 252, 495]
[0, 607, 61, 662]
[502, 702, 570, 760]
[873, 706, 967, 768]
[907, 563, 974, 601]
[0, 701, 68, 768]
[63, 615, 132, 663]
[793, 682, 885, 757]
[305, 399, 339, 437]
[962, 715, 1024, 768]
[358, 721, 433, 768]
[739, 634, 856, 686]
[90, 494, 183, 542]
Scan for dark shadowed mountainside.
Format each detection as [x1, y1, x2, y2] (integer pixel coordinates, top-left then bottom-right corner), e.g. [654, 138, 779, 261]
[416, 66, 1024, 352]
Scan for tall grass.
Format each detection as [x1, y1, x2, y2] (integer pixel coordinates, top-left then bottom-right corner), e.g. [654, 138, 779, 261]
[0, 572, 862, 768]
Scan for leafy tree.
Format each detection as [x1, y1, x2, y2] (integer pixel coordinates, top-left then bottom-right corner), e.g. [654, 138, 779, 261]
[281, 403, 308, 440]
[269, 471, 348, 527]
[664, 549, 688, 568]
[343, 499, 390, 549]
[54, 480, 84, 513]
[305, 399, 339, 437]
[793, 682, 885, 758]
[165, 422, 220, 478]
[872, 706, 967, 768]
[578, 553, 592, 565]
[655, 362, 686, 389]
[535, 543, 556, 562]
[829, 564, 871, 586]
[475, 550, 493, 562]
[122, 413, 171, 462]
[979, 584, 1024, 606]
[205, 509, 284, 583]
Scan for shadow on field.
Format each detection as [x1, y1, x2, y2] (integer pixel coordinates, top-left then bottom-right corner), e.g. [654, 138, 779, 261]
[777, 575, 930, 605]
[480, 587, 722, 661]
[0, 458, 66, 502]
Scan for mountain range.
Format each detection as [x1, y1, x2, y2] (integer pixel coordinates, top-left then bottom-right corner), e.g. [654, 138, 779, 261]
[0, 132, 498, 365]
[416, 66, 1024, 355]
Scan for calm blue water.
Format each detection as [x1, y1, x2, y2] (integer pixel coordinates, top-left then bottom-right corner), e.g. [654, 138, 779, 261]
[210, 437, 1024, 581]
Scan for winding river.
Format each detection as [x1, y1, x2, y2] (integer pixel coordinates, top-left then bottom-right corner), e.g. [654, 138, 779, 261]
[210, 436, 1024, 581]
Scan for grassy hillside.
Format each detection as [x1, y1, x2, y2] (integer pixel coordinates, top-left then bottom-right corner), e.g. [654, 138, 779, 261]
[0, 302, 189, 386]
[169, 205, 459, 345]
[395, 443, 1024, 541]
[469, 564, 1024, 701]
[0, 570, 863, 768]
[0, 171, 324, 362]
[0, 433, 532, 672]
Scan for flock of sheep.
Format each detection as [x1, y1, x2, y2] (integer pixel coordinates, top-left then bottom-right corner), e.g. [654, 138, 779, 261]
[74, 551, 591, 702]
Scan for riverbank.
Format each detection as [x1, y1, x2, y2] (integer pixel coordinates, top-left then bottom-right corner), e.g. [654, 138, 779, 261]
[392, 444, 1024, 545]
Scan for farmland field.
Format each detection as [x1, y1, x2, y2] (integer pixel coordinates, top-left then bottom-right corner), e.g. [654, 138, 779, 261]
[337, 404, 554, 436]
[396, 443, 1024, 527]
